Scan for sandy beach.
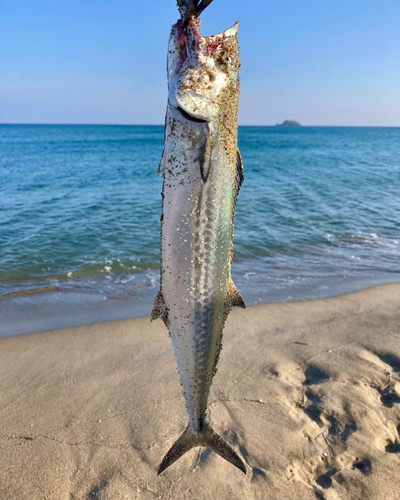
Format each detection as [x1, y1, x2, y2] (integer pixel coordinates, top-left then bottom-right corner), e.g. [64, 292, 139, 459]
[1, 283, 400, 499]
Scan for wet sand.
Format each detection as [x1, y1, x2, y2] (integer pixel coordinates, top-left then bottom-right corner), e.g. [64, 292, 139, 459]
[1, 283, 400, 499]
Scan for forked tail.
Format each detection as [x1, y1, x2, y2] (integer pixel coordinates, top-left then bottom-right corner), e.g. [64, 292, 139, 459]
[157, 423, 246, 475]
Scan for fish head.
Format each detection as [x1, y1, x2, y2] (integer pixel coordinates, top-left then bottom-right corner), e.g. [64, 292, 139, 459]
[168, 19, 240, 123]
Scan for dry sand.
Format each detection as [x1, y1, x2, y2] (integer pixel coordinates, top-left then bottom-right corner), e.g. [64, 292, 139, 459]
[1, 283, 400, 500]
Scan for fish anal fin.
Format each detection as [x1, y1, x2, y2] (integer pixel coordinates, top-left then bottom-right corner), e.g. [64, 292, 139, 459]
[226, 279, 245, 309]
[151, 291, 170, 326]
[235, 149, 244, 195]
[158, 423, 246, 475]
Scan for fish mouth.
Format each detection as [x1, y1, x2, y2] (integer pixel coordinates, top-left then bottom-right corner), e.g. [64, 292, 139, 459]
[176, 106, 209, 124]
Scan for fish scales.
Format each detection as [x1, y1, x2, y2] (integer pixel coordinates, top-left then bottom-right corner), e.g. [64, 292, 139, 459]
[151, 2, 246, 475]
[162, 119, 233, 417]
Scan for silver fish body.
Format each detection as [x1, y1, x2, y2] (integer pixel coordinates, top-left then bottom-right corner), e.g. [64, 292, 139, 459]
[152, 9, 245, 474]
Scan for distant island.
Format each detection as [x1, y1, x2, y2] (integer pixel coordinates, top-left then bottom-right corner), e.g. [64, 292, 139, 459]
[276, 120, 301, 127]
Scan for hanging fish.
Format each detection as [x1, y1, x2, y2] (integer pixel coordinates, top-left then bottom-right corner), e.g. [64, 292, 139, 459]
[152, 0, 245, 474]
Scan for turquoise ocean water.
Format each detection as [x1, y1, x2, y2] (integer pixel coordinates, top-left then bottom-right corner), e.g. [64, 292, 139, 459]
[1, 124, 399, 337]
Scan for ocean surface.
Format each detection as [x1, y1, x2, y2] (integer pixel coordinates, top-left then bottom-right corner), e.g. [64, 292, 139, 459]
[1, 124, 399, 337]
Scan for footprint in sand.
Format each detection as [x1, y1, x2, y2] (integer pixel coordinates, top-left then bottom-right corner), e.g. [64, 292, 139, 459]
[303, 390, 324, 427]
[375, 352, 400, 372]
[372, 351, 400, 407]
[303, 365, 330, 386]
[352, 458, 372, 475]
[300, 365, 330, 427]
[386, 442, 400, 453]
[385, 424, 400, 454]
[326, 409, 357, 444]
[300, 366, 358, 445]
[379, 386, 400, 408]
[315, 468, 338, 489]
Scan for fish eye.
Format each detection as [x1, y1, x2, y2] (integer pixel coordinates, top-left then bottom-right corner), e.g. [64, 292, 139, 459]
[226, 57, 231, 64]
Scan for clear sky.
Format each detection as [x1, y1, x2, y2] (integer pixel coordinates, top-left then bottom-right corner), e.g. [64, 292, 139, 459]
[1, 0, 399, 126]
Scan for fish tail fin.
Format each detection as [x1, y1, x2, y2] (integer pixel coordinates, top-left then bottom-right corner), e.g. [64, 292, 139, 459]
[157, 424, 246, 475]
[203, 424, 246, 473]
[157, 425, 195, 475]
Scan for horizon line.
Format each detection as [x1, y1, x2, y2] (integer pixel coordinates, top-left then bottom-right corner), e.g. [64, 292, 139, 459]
[1, 123, 399, 128]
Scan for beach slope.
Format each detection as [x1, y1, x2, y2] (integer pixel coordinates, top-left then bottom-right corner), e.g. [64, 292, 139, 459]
[1, 284, 400, 499]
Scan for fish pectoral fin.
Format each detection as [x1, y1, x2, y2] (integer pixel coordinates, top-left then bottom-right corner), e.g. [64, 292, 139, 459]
[151, 291, 170, 326]
[158, 423, 246, 475]
[226, 279, 246, 309]
[198, 133, 212, 183]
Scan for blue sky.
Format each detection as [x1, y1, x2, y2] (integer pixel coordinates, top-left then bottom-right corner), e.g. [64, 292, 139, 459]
[1, 0, 399, 125]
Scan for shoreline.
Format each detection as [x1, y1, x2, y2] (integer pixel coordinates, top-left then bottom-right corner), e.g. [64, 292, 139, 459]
[1, 274, 400, 338]
[1, 283, 400, 499]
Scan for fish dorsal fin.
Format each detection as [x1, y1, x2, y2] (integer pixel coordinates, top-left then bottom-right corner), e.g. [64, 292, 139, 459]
[226, 279, 245, 309]
[157, 149, 166, 176]
[158, 116, 168, 176]
[151, 291, 170, 326]
[235, 149, 244, 196]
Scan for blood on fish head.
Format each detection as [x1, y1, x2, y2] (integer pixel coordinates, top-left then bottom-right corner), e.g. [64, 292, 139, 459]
[167, 19, 240, 123]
